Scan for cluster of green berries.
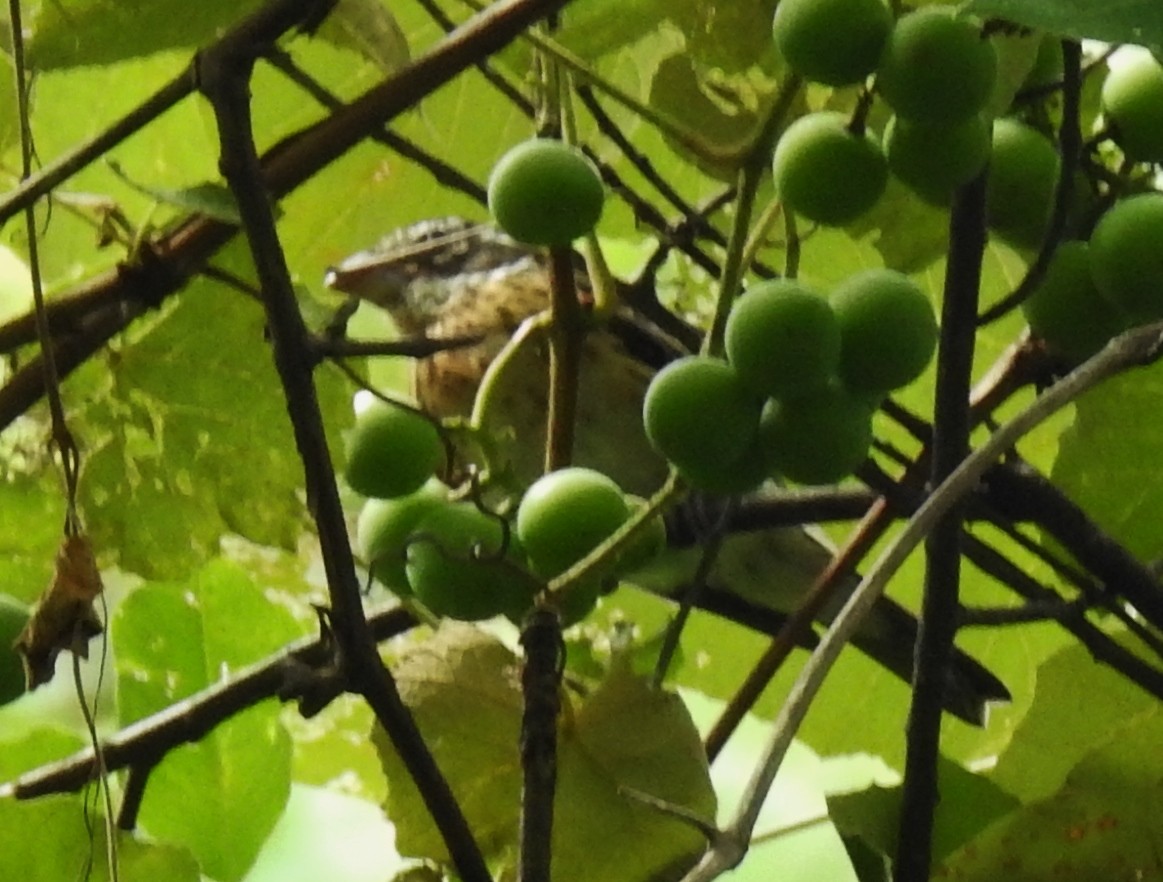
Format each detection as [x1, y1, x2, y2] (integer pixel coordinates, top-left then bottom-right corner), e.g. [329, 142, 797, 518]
[1019, 52, 1163, 362]
[768, 1, 1072, 254]
[644, 271, 937, 492]
[772, 1, 998, 224]
[1023, 194, 1163, 361]
[355, 21, 1163, 622]
[345, 399, 662, 622]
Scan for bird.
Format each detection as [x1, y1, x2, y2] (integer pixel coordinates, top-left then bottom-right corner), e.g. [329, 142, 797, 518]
[324, 216, 1010, 725]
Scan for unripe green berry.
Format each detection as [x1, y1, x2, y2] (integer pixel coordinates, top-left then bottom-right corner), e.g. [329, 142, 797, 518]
[772, 112, 888, 226]
[876, 8, 997, 123]
[985, 118, 1060, 251]
[772, 0, 892, 86]
[488, 139, 604, 246]
[884, 114, 991, 204]
[1089, 193, 1163, 325]
[1101, 51, 1163, 163]
[725, 280, 840, 399]
[1021, 241, 1128, 361]
[831, 269, 938, 395]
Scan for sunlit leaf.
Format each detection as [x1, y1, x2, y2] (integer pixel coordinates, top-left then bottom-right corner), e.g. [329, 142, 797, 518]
[112, 559, 300, 881]
[941, 708, 1163, 879]
[373, 623, 715, 880]
[991, 641, 1158, 802]
[28, 0, 265, 68]
[964, 0, 1163, 53]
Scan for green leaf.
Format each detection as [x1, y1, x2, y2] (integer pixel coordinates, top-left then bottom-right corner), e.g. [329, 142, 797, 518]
[647, 52, 764, 178]
[1050, 358, 1163, 563]
[681, 690, 863, 882]
[940, 709, 1163, 879]
[0, 729, 200, 881]
[136, 709, 292, 882]
[963, 0, 1163, 53]
[316, 0, 411, 75]
[556, 0, 674, 61]
[0, 243, 32, 324]
[828, 757, 1019, 866]
[664, 0, 780, 73]
[27, 0, 266, 68]
[374, 623, 715, 880]
[77, 253, 349, 579]
[283, 695, 388, 805]
[0, 474, 66, 604]
[0, 728, 85, 780]
[991, 641, 1157, 802]
[106, 160, 241, 224]
[112, 560, 299, 881]
[0, 801, 201, 882]
[0, 794, 90, 882]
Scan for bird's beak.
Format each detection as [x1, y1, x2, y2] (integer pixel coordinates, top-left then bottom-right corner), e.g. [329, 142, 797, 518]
[323, 252, 409, 305]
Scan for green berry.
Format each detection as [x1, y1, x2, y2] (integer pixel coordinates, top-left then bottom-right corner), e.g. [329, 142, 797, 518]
[772, 112, 888, 226]
[772, 0, 892, 87]
[643, 356, 763, 493]
[344, 399, 444, 499]
[406, 502, 535, 621]
[356, 479, 450, 594]
[876, 8, 997, 123]
[759, 386, 873, 485]
[517, 468, 630, 579]
[1101, 51, 1163, 163]
[883, 113, 991, 205]
[1089, 193, 1163, 325]
[1021, 241, 1128, 361]
[488, 139, 604, 246]
[831, 269, 938, 395]
[725, 279, 840, 399]
[985, 118, 1061, 251]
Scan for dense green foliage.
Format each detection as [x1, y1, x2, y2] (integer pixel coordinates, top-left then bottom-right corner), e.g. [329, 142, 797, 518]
[4, 2, 1163, 882]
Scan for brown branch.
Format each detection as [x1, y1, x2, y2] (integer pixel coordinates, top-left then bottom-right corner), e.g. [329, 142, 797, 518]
[195, 4, 502, 877]
[2, 605, 416, 799]
[517, 608, 564, 882]
[896, 167, 988, 882]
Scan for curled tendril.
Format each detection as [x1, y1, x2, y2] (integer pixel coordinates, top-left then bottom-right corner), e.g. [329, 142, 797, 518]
[458, 465, 515, 560]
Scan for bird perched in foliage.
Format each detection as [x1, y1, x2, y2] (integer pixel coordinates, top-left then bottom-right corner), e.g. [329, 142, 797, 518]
[325, 216, 1009, 725]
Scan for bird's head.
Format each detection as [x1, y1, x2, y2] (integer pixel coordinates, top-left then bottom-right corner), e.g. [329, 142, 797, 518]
[324, 216, 543, 334]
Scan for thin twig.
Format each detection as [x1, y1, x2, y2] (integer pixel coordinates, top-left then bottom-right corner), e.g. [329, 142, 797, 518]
[703, 496, 890, 762]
